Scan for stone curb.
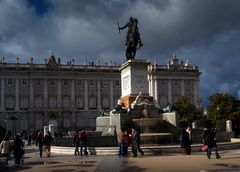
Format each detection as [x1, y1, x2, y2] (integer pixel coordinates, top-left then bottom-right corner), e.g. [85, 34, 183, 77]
[51, 141, 240, 155]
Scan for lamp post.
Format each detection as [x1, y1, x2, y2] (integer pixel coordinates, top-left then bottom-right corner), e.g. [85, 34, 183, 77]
[203, 108, 208, 118]
[216, 106, 220, 120]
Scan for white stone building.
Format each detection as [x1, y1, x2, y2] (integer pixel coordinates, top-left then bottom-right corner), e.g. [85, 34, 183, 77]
[0, 54, 200, 134]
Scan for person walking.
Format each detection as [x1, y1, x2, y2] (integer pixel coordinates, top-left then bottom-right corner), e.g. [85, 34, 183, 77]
[44, 131, 54, 157]
[186, 127, 192, 155]
[0, 135, 10, 165]
[180, 128, 191, 155]
[131, 128, 144, 157]
[79, 129, 88, 156]
[27, 134, 32, 146]
[13, 134, 24, 167]
[204, 128, 221, 159]
[73, 131, 80, 155]
[117, 129, 125, 157]
[36, 131, 44, 158]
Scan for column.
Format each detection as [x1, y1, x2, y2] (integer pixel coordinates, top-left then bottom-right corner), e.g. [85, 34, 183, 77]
[148, 75, 153, 96]
[1, 79, 5, 111]
[84, 80, 88, 110]
[154, 77, 159, 107]
[152, 77, 155, 99]
[15, 78, 19, 111]
[71, 80, 75, 107]
[57, 79, 62, 107]
[43, 79, 48, 107]
[194, 79, 199, 107]
[97, 80, 101, 110]
[29, 79, 34, 107]
[110, 80, 114, 109]
[168, 79, 172, 104]
[181, 80, 185, 96]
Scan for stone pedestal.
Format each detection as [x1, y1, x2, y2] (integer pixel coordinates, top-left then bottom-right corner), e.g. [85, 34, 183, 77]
[119, 59, 150, 98]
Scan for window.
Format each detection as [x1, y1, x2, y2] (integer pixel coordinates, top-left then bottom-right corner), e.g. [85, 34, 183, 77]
[115, 80, 120, 87]
[160, 96, 167, 107]
[20, 96, 28, 109]
[89, 80, 95, 87]
[63, 80, 68, 86]
[49, 97, 56, 107]
[76, 98, 84, 109]
[5, 96, 15, 109]
[89, 97, 96, 109]
[7, 79, 12, 85]
[36, 80, 41, 85]
[35, 97, 42, 108]
[63, 97, 70, 107]
[101, 80, 108, 88]
[50, 80, 55, 85]
[77, 80, 82, 86]
[22, 79, 27, 85]
[102, 98, 109, 109]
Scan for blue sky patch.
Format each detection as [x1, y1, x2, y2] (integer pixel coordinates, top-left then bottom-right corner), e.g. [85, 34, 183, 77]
[27, 0, 53, 16]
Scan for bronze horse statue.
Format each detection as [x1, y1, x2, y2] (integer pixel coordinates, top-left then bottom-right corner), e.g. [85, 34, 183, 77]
[118, 17, 143, 61]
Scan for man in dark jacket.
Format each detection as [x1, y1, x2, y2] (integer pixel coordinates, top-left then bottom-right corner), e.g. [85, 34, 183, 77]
[36, 131, 44, 158]
[180, 128, 191, 155]
[205, 128, 221, 159]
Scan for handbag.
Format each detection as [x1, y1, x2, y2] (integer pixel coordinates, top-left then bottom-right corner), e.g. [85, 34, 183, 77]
[201, 145, 208, 151]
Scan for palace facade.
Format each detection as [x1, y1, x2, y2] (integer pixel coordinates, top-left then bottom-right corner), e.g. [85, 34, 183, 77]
[0, 54, 200, 134]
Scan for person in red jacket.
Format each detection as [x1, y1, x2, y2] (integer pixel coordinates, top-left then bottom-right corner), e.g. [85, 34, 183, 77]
[79, 129, 88, 156]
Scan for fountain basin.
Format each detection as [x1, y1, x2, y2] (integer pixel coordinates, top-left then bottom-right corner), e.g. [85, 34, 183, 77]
[140, 133, 173, 145]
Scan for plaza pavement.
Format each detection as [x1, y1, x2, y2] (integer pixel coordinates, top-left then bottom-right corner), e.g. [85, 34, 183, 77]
[2, 143, 240, 172]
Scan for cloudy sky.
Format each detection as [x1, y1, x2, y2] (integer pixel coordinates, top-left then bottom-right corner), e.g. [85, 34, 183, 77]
[1, 0, 240, 106]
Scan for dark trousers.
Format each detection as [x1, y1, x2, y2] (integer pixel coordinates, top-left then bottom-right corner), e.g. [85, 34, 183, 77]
[132, 142, 143, 157]
[75, 143, 80, 155]
[207, 146, 220, 159]
[80, 141, 87, 156]
[39, 145, 43, 157]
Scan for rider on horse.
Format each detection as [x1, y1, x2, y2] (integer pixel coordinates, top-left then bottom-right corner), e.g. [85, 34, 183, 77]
[119, 17, 143, 60]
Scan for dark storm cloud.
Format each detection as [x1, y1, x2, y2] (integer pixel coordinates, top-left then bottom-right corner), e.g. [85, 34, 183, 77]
[0, 0, 240, 104]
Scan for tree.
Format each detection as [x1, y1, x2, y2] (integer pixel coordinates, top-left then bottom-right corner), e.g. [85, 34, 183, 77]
[173, 96, 202, 123]
[207, 92, 240, 121]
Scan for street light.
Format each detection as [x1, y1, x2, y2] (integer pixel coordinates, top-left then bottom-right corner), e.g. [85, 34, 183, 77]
[203, 108, 208, 117]
[216, 106, 220, 119]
